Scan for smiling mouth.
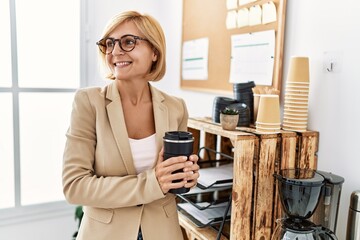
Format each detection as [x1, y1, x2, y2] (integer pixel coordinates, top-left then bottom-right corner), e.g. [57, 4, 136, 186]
[114, 61, 132, 67]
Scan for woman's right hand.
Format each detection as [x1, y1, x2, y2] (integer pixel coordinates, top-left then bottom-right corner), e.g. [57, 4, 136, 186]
[155, 148, 195, 194]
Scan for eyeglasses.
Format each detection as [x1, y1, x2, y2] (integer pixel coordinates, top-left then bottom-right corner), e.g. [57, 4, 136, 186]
[96, 34, 149, 54]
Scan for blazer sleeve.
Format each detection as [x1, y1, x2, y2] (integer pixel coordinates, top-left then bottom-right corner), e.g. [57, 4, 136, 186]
[62, 89, 165, 209]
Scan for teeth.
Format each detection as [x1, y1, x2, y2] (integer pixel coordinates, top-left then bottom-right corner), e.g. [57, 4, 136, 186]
[114, 62, 131, 66]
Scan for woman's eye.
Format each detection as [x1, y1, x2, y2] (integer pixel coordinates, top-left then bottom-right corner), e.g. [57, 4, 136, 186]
[124, 38, 135, 46]
[105, 40, 114, 47]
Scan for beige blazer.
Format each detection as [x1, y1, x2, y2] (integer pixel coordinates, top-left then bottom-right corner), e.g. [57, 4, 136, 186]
[62, 81, 188, 240]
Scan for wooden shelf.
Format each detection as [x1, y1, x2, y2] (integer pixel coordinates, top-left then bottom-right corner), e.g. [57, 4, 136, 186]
[179, 117, 319, 240]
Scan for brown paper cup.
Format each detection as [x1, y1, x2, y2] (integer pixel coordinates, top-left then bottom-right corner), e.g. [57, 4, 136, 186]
[286, 83, 310, 89]
[256, 95, 280, 124]
[256, 121, 281, 128]
[284, 100, 308, 107]
[283, 119, 308, 125]
[253, 94, 261, 122]
[282, 126, 307, 132]
[285, 93, 309, 100]
[284, 112, 308, 118]
[285, 88, 310, 94]
[287, 56, 309, 83]
[256, 126, 280, 134]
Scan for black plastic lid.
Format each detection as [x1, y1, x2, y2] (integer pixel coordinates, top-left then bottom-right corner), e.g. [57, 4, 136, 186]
[277, 169, 325, 187]
[233, 81, 255, 90]
[213, 96, 239, 104]
[163, 131, 193, 141]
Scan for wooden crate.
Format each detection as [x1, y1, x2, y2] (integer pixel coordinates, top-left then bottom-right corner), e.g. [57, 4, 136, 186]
[179, 212, 228, 240]
[179, 118, 319, 240]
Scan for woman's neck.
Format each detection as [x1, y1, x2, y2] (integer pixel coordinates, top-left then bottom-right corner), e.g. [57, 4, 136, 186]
[116, 80, 151, 106]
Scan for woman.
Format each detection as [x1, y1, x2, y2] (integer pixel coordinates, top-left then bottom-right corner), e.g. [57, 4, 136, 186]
[62, 11, 200, 240]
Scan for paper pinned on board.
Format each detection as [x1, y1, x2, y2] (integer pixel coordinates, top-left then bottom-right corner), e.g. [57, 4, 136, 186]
[226, 0, 238, 10]
[237, 8, 249, 28]
[238, 0, 252, 5]
[262, 1, 277, 24]
[226, 10, 238, 29]
[229, 30, 275, 85]
[249, 5, 262, 26]
[182, 38, 209, 80]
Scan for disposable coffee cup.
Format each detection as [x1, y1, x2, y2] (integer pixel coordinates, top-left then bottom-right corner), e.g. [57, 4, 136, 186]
[163, 131, 194, 194]
[287, 56, 310, 83]
[253, 94, 261, 124]
[256, 95, 280, 124]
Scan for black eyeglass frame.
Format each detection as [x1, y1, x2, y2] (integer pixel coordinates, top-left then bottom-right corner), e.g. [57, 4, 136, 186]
[96, 34, 149, 54]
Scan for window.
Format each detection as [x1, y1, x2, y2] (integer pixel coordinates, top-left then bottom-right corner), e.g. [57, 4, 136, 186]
[0, 0, 12, 87]
[16, 1, 80, 88]
[0, 93, 14, 209]
[0, 0, 81, 217]
[19, 93, 74, 205]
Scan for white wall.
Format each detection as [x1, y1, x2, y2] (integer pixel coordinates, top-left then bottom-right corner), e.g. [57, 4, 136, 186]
[283, 1, 360, 238]
[83, 0, 360, 239]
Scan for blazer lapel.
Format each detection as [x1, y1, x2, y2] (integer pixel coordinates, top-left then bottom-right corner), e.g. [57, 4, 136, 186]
[105, 82, 169, 174]
[150, 85, 169, 156]
[106, 81, 137, 175]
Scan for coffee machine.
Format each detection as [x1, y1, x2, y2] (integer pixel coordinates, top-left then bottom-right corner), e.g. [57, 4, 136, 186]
[272, 169, 344, 240]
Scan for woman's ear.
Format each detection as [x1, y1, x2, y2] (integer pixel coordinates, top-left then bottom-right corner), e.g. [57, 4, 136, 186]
[152, 48, 158, 62]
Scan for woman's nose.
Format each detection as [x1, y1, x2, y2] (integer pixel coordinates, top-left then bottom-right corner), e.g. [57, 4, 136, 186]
[112, 42, 124, 55]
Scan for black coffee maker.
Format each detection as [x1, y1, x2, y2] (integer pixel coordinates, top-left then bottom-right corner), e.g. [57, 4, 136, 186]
[272, 169, 344, 240]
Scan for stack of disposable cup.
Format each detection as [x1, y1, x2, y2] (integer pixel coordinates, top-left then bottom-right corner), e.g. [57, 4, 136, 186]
[253, 93, 261, 123]
[282, 56, 310, 132]
[255, 94, 281, 134]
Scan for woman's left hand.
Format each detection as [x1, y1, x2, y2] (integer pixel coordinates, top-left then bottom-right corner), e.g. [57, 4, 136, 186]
[183, 154, 200, 188]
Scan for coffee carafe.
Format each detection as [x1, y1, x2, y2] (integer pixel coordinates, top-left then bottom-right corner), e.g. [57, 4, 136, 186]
[272, 169, 343, 240]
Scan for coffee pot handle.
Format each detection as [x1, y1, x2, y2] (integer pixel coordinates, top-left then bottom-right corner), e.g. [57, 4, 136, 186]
[317, 226, 338, 240]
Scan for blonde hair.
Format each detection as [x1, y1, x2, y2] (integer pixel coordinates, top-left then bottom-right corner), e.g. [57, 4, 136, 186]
[98, 11, 166, 81]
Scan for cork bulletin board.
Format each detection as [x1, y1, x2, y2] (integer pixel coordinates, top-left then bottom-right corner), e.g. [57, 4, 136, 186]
[180, 0, 287, 94]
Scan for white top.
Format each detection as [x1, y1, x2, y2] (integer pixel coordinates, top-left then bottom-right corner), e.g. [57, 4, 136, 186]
[129, 134, 157, 174]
